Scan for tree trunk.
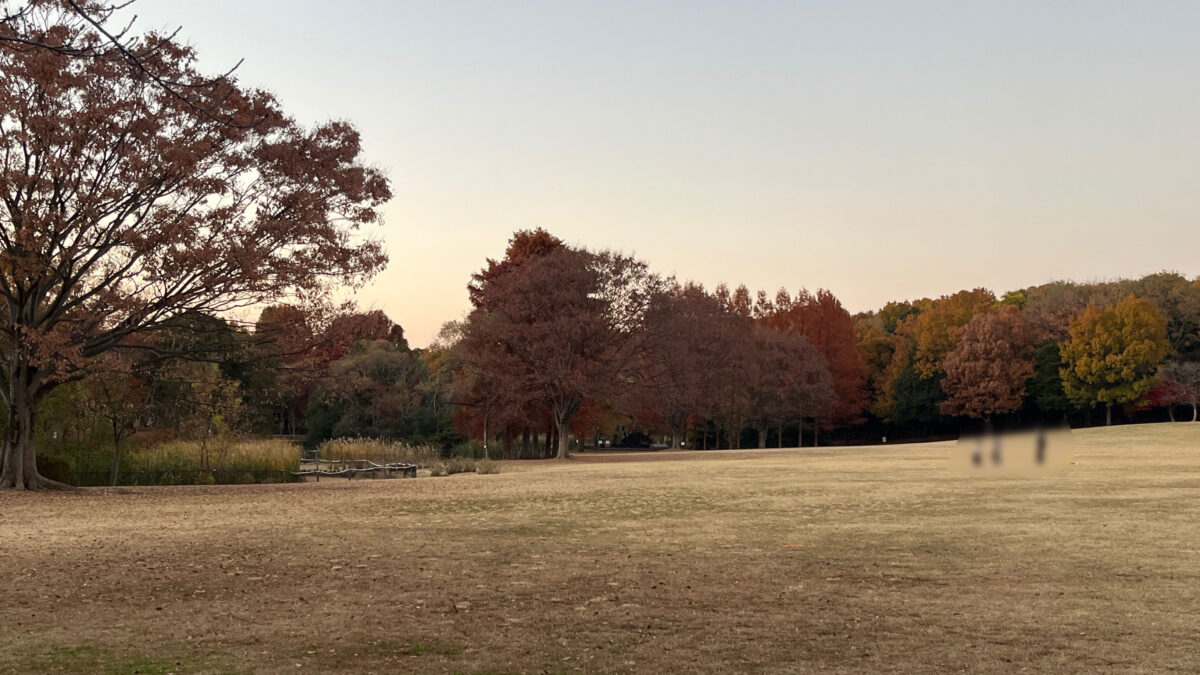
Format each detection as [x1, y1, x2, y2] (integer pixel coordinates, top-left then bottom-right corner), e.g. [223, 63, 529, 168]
[109, 425, 122, 487]
[1193, 403, 1197, 422]
[702, 428, 708, 450]
[556, 418, 571, 460]
[482, 412, 490, 460]
[814, 420, 820, 447]
[1106, 404, 1112, 426]
[756, 426, 767, 449]
[777, 423, 783, 449]
[797, 419, 803, 448]
[0, 378, 72, 491]
[1169, 405, 1177, 423]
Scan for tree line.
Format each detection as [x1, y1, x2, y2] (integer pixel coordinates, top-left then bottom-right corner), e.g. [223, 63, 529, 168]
[3, 2, 1198, 488]
[441, 230, 1200, 458]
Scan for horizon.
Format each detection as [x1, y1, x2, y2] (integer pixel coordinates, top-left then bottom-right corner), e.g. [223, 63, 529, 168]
[130, 0, 1200, 346]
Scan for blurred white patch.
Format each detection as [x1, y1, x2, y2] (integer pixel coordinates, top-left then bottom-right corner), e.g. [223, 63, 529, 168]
[949, 427, 1073, 476]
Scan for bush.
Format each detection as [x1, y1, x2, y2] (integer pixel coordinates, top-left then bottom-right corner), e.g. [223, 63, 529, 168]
[318, 438, 441, 468]
[429, 458, 480, 477]
[475, 459, 500, 475]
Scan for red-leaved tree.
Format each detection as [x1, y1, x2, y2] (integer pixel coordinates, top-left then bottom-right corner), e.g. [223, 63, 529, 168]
[459, 246, 660, 459]
[1149, 360, 1200, 422]
[0, 8, 389, 488]
[640, 282, 745, 447]
[758, 288, 868, 428]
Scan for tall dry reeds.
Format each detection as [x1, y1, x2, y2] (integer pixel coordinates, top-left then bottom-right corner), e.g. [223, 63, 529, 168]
[317, 438, 441, 468]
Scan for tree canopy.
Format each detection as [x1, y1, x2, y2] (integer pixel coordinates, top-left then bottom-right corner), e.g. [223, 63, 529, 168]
[0, 3, 389, 488]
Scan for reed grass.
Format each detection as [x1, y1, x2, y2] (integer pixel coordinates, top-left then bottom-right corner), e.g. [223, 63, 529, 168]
[317, 438, 441, 468]
[127, 438, 300, 484]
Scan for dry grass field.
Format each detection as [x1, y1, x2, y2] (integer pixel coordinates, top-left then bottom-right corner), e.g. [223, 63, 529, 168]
[2, 423, 1199, 673]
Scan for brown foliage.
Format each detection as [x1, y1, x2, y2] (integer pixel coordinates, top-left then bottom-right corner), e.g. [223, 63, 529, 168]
[467, 228, 564, 310]
[756, 289, 868, 426]
[640, 282, 747, 445]
[940, 307, 1035, 419]
[458, 246, 659, 459]
[0, 6, 389, 488]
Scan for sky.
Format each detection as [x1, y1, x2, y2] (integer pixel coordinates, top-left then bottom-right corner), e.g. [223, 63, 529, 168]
[131, 1, 1200, 347]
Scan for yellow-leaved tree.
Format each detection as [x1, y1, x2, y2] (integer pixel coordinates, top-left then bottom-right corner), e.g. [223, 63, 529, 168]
[1059, 296, 1170, 425]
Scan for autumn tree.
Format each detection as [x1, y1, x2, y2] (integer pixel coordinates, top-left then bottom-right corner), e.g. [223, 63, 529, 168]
[459, 246, 659, 459]
[1150, 360, 1200, 422]
[940, 307, 1035, 420]
[319, 310, 407, 363]
[81, 354, 148, 485]
[869, 289, 992, 425]
[640, 283, 745, 448]
[468, 228, 564, 310]
[1116, 272, 1200, 358]
[254, 305, 316, 434]
[744, 325, 833, 448]
[1060, 296, 1170, 426]
[854, 313, 895, 421]
[453, 229, 567, 455]
[909, 289, 996, 378]
[0, 7, 389, 489]
[757, 288, 868, 429]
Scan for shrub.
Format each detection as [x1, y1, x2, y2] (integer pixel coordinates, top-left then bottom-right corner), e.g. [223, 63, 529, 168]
[475, 459, 500, 475]
[429, 458, 480, 477]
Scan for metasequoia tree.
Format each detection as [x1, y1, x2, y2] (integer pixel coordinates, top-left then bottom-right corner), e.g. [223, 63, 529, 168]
[1060, 297, 1170, 426]
[453, 230, 566, 454]
[744, 325, 833, 448]
[461, 246, 658, 459]
[0, 8, 389, 488]
[940, 307, 1035, 420]
[758, 288, 868, 427]
[468, 228, 564, 310]
[640, 282, 744, 448]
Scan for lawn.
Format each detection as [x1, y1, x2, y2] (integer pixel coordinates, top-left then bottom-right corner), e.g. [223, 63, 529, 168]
[1, 423, 1198, 673]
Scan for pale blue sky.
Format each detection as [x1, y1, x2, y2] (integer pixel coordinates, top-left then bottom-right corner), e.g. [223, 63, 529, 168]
[134, 1, 1200, 345]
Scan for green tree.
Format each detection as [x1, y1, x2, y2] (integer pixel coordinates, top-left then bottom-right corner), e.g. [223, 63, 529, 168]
[1060, 296, 1170, 425]
[890, 365, 945, 428]
[1027, 342, 1072, 419]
